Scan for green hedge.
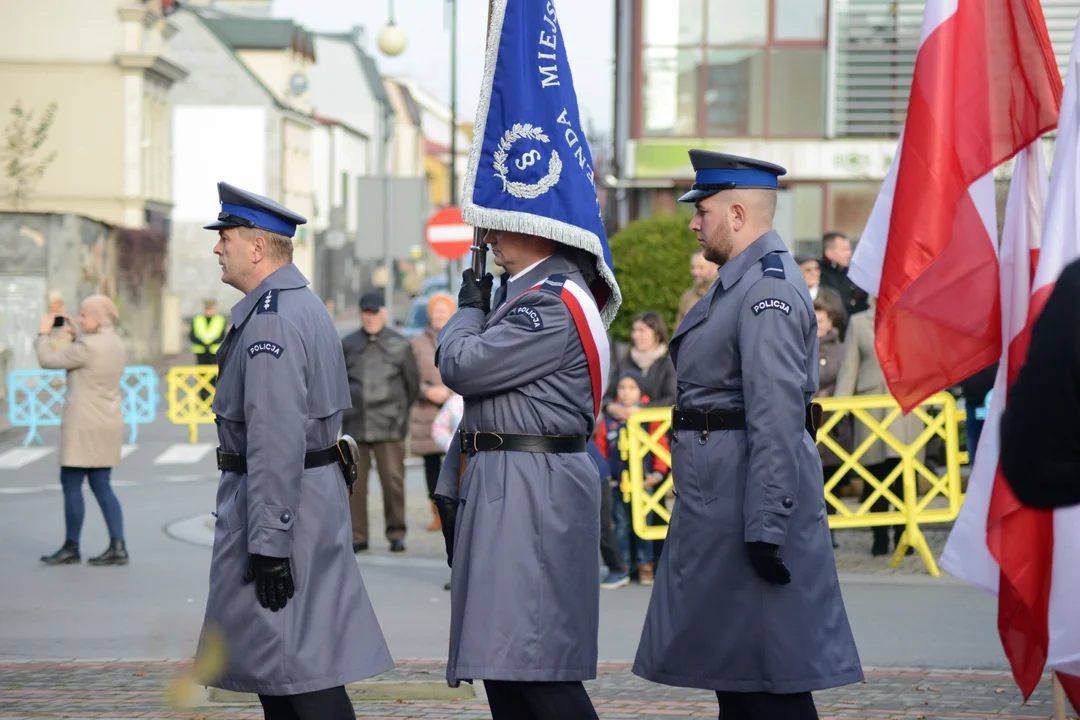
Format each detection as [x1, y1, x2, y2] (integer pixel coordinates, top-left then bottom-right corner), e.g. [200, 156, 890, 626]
[608, 215, 700, 342]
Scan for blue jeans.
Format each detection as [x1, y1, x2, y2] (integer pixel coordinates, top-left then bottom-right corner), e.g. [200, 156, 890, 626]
[60, 467, 124, 543]
[611, 485, 654, 570]
[966, 416, 985, 462]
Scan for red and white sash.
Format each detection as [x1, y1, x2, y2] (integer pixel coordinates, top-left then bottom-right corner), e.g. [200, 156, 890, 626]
[508, 274, 610, 418]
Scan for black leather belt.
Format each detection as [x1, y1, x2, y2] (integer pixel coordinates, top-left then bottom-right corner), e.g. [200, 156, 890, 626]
[459, 431, 588, 455]
[672, 403, 822, 437]
[217, 444, 341, 474]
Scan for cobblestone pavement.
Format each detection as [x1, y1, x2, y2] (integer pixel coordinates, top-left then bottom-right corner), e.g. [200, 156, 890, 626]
[0, 660, 1073, 719]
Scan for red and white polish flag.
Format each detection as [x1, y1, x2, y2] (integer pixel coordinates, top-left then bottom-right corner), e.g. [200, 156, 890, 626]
[847, 0, 1062, 413]
[941, 9, 1080, 709]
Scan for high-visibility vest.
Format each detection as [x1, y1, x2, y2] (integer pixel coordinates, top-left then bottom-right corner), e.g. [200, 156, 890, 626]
[192, 313, 226, 354]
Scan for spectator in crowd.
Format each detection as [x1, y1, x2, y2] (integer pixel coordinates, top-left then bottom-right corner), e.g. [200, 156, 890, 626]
[44, 289, 74, 353]
[36, 295, 129, 567]
[813, 291, 851, 549]
[342, 290, 420, 554]
[604, 311, 677, 420]
[796, 255, 822, 301]
[819, 231, 870, 318]
[409, 293, 456, 533]
[835, 297, 925, 556]
[431, 391, 464, 592]
[959, 362, 998, 461]
[587, 428, 629, 590]
[674, 249, 719, 331]
[597, 369, 670, 585]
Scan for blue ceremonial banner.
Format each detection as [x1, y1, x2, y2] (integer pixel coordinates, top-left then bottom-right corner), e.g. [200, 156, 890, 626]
[461, 0, 621, 326]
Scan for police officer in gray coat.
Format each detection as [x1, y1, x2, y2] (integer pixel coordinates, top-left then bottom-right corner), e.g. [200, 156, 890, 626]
[432, 228, 620, 720]
[195, 182, 394, 720]
[632, 152, 863, 720]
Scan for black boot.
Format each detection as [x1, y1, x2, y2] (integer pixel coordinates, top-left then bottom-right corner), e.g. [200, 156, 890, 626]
[41, 540, 80, 565]
[88, 539, 129, 566]
[871, 528, 890, 556]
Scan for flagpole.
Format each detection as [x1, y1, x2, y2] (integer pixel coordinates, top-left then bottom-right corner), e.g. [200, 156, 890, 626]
[468, 0, 496, 279]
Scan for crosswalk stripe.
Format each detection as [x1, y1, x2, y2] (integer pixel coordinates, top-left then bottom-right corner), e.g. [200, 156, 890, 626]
[153, 443, 214, 465]
[121, 445, 138, 459]
[0, 447, 55, 470]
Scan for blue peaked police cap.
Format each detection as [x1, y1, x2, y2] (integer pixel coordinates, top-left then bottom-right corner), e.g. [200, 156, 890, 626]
[203, 181, 307, 238]
[678, 150, 787, 203]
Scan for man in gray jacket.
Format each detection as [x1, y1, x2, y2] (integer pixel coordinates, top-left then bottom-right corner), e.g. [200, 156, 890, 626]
[341, 290, 420, 553]
[433, 228, 620, 720]
[632, 151, 862, 719]
[197, 182, 393, 720]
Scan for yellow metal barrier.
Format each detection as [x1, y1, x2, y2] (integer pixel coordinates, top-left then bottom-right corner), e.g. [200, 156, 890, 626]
[621, 392, 967, 577]
[166, 366, 218, 443]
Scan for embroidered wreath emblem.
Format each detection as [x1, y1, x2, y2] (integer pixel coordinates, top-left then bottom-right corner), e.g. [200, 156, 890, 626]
[492, 123, 563, 199]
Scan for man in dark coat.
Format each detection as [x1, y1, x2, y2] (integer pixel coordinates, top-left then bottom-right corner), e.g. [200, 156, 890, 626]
[1000, 258, 1080, 509]
[341, 290, 420, 553]
[819, 231, 869, 318]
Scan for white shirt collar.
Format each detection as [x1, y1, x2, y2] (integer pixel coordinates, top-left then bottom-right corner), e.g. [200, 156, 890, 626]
[508, 255, 553, 284]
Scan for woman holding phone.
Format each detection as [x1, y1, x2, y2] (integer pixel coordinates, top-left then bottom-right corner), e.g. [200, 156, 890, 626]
[35, 295, 129, 566]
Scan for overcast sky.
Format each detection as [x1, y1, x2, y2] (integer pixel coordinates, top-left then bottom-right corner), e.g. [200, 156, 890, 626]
[272, 0, 615, 134]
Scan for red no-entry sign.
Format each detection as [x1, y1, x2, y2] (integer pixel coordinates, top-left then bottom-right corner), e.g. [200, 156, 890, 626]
[425, 206, 473, 260]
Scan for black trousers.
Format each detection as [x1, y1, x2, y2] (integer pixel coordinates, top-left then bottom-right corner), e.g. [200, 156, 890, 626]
[423, 453, 443, 500]
[258, 686, 355, 720]
[716, 690, 818, 720]
[599, 482, 625, 574]
[485, 679, 598, 720]
[195, 353, 217, 402]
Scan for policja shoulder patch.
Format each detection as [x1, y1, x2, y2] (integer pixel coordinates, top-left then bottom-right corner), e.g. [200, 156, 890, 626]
[248, 341, 284, 359]
[751, 298, 792, 316]
[507, 305, 545, 331]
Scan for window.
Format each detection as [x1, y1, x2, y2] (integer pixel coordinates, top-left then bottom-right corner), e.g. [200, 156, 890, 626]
[642, 48, 701, 136]
[639, 0, 829, 138]
[828, 182, 880, 241]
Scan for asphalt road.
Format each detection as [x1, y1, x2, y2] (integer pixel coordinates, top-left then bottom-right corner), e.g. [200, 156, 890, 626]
[0, 413, 1010, 670]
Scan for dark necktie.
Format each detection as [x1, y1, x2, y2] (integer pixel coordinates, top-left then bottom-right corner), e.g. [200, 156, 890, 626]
[491, 273, 511, 311]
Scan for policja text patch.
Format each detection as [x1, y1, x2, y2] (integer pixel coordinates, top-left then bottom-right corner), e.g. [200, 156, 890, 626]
[508, 305, 545, 331]
[248, 341, 284, 359]
[751, 298, 791, 316]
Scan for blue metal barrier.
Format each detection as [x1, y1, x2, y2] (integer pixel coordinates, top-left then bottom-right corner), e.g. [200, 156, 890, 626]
[120, 366, 159, 443]
[6, 367, 160, 446]
[7, 369, 66, 446]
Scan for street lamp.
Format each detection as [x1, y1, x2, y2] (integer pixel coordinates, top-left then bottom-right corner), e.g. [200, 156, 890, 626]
[378, 0, 407, 57]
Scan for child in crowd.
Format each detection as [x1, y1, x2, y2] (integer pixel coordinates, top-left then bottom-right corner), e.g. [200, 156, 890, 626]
[595, 369, 669, 585]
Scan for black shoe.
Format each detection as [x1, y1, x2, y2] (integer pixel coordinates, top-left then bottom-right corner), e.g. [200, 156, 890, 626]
[353, 543, 368, 553]
[831, 530, 839, 549]
[389, 539, 406, 552]
[444, 581, 452, 591]
[41, 540, 80, 566]
[88, 539, 129, 566]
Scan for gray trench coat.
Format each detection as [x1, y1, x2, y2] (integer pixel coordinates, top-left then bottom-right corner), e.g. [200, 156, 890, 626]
[197, 264, 394, 695]
[433, 253, 602, 686]
[633, 231, 863, 694]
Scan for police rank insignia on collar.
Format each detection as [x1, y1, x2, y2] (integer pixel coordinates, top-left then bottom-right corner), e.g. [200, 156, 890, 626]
[256, 289, 278, 314]
[751, 298, 791, 316]
[248, 341, 284, 359]
[508, 305, 545, 331]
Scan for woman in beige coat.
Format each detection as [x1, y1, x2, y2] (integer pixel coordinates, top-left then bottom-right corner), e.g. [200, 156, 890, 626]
[409, 293, 455, 532]
[834, 298, 925, 556]
[35, 295, 129, 567]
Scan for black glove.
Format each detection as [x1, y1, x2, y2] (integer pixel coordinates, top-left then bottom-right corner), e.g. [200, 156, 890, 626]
[243, 554, 295, 611]
[433, 495, 458, 568]
[746, 541, 791, 585]
[458, 268, 494, 313]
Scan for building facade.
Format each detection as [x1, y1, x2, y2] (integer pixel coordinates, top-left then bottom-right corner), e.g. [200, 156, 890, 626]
[0, 0, 187, 230]
[166, 7, 317, 318]
[611, 0, 1080, 255]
